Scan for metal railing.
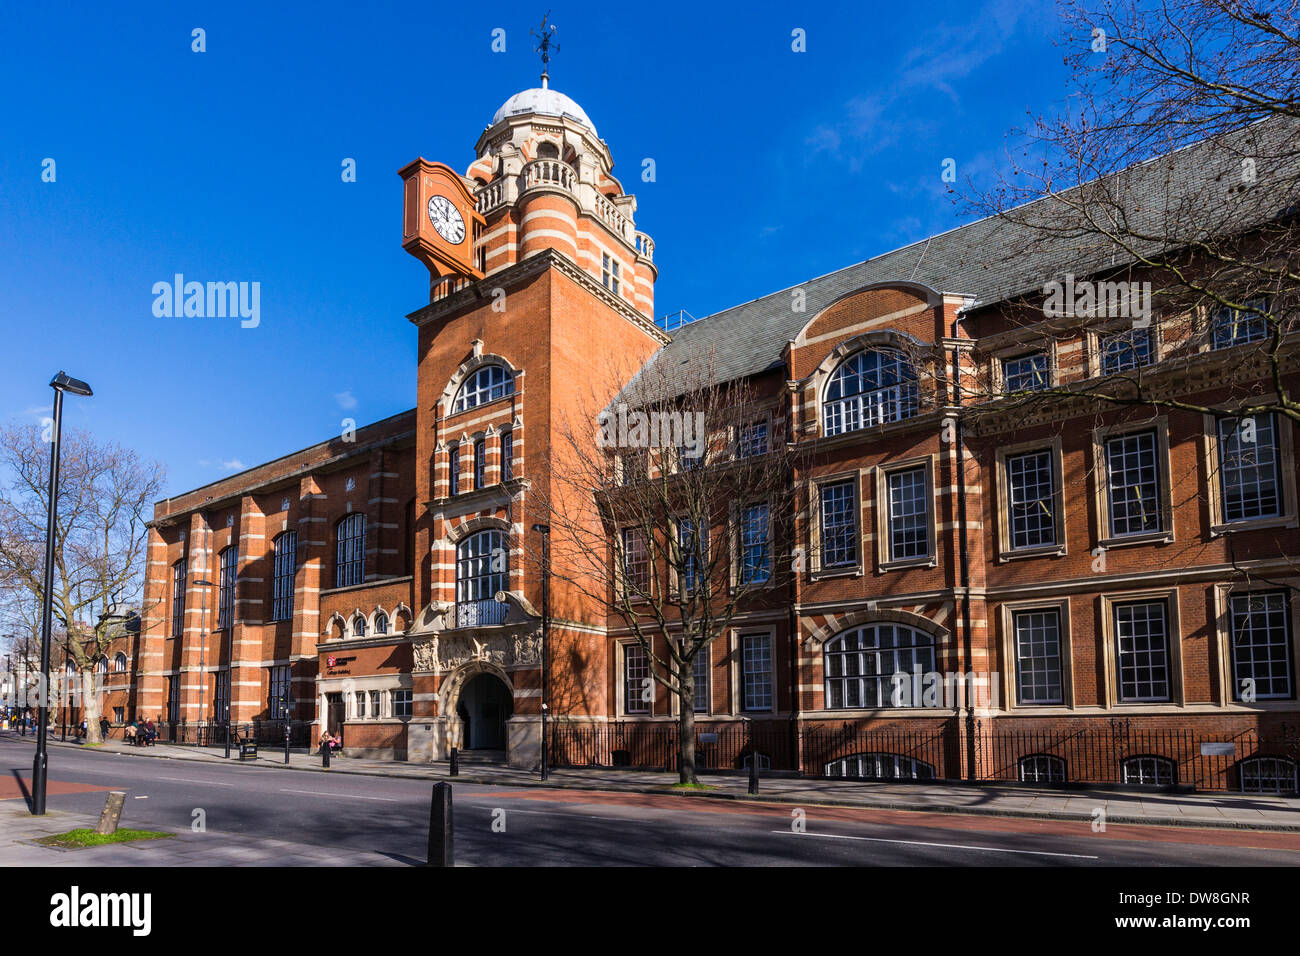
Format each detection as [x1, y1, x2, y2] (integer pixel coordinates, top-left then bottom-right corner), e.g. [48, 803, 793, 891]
[547, 720, 1300, 793]
[456, 599, 509, 628]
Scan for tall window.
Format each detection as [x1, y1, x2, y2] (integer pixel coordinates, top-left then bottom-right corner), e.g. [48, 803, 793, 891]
[621, 527, 650, 596]
[456, 529, 508, 627]
[823, 349, 919, 436]
[624, 643, 650, 714]
[217, 546, 236, 630]
[272, 531, 297, 621]
[1100, 328, 1153, 374]
[1013, 609, 1063, 705]
[268, 664, 291, 717]
[693, 647, 711, 713]
[113, 652, 128, 673]
[214, 669, 230, 721]
[824, 625, 936, 709]
[736, 421, 768, 458]
[602, 252, 621, 294]
[501, 430, 514, 482]
[1230, 591, 1293, 700]
[739, 503, 771, 584]
[166, 676, 180, 723]
[820, 480, 858, 568]
[677, 519, 704, 594]
[1114, 600, 1170, 702]
[1002, 352, 1049, 392]
[1105, 431, 1162, 537]
[1006, 450, 1057, 550]
[1218, 414, 1282, 522]
[887, 467, 929, 561]
[1211, 303, 1267, 349]
[741, 634, 772, 712]
[171, 558, 187, 639]
[452, 365, 514, 413]
[336, 513, 366, 588]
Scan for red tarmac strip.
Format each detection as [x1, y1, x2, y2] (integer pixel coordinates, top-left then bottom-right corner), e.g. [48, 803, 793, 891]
[484, 788, 1300, 852]
[0, 777, 116, 801]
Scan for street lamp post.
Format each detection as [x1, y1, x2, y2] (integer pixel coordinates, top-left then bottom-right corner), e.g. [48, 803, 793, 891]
[531, 523, 550, 782]
[282, 693, 291, 764]
[32, 371, 92, 816]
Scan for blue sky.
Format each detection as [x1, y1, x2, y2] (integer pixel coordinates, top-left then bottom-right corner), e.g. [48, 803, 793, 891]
[0, 0, 1070, 497]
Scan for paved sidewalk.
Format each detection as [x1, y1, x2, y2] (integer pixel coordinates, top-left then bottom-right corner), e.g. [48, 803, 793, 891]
[10, 732, 1300, 831]
[0, 803, 415, 866]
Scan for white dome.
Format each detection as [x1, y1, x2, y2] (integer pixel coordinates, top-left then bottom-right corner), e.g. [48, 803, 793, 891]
[491, 86, 597, 136]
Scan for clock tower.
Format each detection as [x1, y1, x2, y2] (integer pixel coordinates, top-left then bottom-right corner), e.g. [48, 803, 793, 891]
[398, 158, 486, 296]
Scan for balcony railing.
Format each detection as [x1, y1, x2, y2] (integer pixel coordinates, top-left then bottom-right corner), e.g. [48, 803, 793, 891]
[456, 599, 509, 628]
[519, 159, 576, 196]
[635, 231, 654, 261]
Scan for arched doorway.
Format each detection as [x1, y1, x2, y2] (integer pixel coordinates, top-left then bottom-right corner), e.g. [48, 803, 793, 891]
[456, 672, 513, 750]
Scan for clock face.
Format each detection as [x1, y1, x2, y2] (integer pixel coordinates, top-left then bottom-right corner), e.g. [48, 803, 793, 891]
[427, 195, 466, 244]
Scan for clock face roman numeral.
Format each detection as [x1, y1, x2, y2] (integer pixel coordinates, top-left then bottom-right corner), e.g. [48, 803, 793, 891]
[427, 195, 465, 244]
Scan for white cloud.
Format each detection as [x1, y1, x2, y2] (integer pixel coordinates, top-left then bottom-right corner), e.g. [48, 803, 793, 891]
[334, 390, 358, 411]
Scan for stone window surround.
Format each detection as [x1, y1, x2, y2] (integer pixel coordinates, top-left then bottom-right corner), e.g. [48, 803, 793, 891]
[1210, 580, 1300, 708]
[998, 597, 1075, 710]
[806, 469, 865, 578]
[1089, 417, 1176, 550]
[1199, 400, 1298, 537]
[729, 627, 778, 714]
[318, 673, 413, 722]
[872, 454, 938, 572]
[993, 436, 1068, 561]
[1083, 316, 1164, 378]
[1097, 587, 1185, 708]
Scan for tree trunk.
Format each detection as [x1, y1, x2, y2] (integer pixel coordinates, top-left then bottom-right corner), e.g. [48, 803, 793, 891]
[678, 655, 696, 784]
[82, 668, 103, 744]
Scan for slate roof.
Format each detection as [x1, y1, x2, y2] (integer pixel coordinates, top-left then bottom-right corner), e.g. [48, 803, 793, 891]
[646, 115, 1300, 386]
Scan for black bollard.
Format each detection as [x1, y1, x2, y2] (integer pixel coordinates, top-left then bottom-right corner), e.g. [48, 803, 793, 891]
[449, 746, 459, 776]
[427, 782, 454, 867]
[748, 754, 759, 795]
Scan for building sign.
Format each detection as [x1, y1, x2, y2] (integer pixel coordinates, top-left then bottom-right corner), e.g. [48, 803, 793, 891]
[1200, 742, 1235, 756]
[326, 655, 357, 674]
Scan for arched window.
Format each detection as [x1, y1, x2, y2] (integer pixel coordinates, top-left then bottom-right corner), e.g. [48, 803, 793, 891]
[374, 612, 389, 635]
[823, 624, 936, 709]
[96, 658, 108, 675]
[1121, 755, 1176, 787]
[1238, 756, 1299, 794]
[537, 141, 559, 159]
[113, 653, 128, 673]
[336, 514, 366, 588]
[456, 529, 508, 627]
[823, 348, 919, 436]
[1019, 754, 1067, 784]
[351, 615, 367, 638]
[272, 531, 297, 621]
[453, 365, 514, 413]
[825, 753, 934, 780]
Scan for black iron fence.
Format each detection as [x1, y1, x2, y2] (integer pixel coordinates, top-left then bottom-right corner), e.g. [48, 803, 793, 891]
[547, 719, 1300, 794]
[152, 719, 312, 748]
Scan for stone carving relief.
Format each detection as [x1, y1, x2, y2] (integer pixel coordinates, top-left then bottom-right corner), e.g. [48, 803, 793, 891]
[412, 628, 542, 674]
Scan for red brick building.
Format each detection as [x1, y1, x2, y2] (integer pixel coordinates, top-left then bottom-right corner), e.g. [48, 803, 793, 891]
[129, 80, 1300, 792]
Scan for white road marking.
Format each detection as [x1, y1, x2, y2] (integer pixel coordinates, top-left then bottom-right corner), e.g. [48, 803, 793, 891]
[770, 829, 1098, 859]
[159, 776, 237, 787]
[280, 788, 399, 802]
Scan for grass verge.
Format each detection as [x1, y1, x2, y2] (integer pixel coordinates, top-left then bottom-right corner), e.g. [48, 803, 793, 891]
[36, 828, 174, 849]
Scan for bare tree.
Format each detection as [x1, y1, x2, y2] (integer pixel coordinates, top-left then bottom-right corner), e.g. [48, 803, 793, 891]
[535, 350, 809, 783]
[964, 0, 1300, 424]
[0, 424, 164, 743]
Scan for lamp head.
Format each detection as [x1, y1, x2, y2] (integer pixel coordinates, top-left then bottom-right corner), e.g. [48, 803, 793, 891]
[50, 372, 93, 397]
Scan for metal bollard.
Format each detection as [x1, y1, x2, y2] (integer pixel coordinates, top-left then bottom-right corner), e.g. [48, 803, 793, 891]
[449, 746, 459, 776]
[748, 754, 759, 795]
[427, 782, 454, 867]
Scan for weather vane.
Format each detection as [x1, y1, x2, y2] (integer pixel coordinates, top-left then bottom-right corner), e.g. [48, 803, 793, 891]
[531, 12, 559, 87]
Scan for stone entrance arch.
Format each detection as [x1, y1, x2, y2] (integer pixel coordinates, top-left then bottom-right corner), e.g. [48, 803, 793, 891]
[440, 660, 514, 751]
